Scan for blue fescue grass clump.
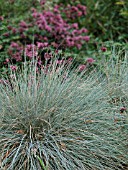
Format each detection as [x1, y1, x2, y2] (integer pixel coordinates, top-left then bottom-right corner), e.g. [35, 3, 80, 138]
[0, 57, 127, 170]
[104, 51, 128, 168]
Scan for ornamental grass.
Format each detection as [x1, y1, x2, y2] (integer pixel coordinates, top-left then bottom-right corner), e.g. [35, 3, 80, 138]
[0, 54, 127, 170]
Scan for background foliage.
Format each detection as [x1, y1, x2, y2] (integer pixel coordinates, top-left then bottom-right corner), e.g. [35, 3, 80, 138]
[58, 0, 128, 42]
[0, 0, 128, 76]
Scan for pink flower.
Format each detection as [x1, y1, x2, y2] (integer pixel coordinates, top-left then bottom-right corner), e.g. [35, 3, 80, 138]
[5, 58, 9, 62]
[77, 4, 87, 13]
[21, 34, 26, 39]
[12, 52, 22, 61]
[45, 25, 52, 32]
[72, 23, 78, 29]
[25, 44, 38, 58]
[10, 42, 19, 48]
[120, 107, 126, 113]
[31, 8, 36, 13]
[83, 36, 90, 42]
[51, 42, 58, 48]
[4, 58, 10, 64]
[71, 6, 78, 12]
[19, 21, 28, 28]
[3, 32, 9, 37]
[38, 24, 43, 30]
[37, 42, 48, 49]
[10, 65, 17, 71]
[40, 0, 46, 5]
[101, 46, 107, 52]
[44, 53, 51, 60]
[77, 11, 82, 16]
[53, 8, 60, 13]
[19, 27, 24, 33]
[72, 30, 79, 35]
[67, 57, 73, 63]
[76, 44, 82, 49]
[12, 28, 17, 34]
[43, 37, 48, 41]
[79, 64, 86, 71]
[86, 58, 95, 64]
[32, 12, 37, 18]
[54, 5, 60, 9]
[0, 16, 4, 21]
[37, 59, 42, 66]
[43, 42, 48, 47]
[56, 60, 64, 65]
[81, 28, 88, 33]
[7, 26, 12, 30]
[37, 42, 43, 49]
[67, 40, 75, 47]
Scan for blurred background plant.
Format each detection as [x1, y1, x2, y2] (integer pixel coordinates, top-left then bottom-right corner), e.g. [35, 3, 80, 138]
[58, 0, 128, 42]
[0, 0, 90, 77]
[0, 0, 128, 76]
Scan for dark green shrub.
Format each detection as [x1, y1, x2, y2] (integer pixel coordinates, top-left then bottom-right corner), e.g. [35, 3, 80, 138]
[58, 0, 128, 42]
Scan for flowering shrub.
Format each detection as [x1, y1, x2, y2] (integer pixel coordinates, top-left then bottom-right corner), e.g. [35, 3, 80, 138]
[1, 0, 128, 80]
[0, 1, 93, 76]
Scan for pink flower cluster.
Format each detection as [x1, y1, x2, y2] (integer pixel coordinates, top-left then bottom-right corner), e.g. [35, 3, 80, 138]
[2, 3, 90, 68]
[8, 42, 23, 62]
[5, 3, 89, 51]
[7, 43, 39, 62]
[79, 64, 86, 71]
[25, 44, 38, 58]
[120, 107, 126, 113]
[86, 58, 95, 64]
[37, 42, 48, 49]
[10, 65, 17, 71]
[61, 4, 87, 21]
[32, 5, 90, 49]
[4, 58, 10, 64]
[101, 46, 107, 52]
[78, 58, 95, 72]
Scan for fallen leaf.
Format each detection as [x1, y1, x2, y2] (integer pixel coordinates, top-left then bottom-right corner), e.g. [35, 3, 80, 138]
[60, 142, 66, 151]
[16, 130, 24, 134]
